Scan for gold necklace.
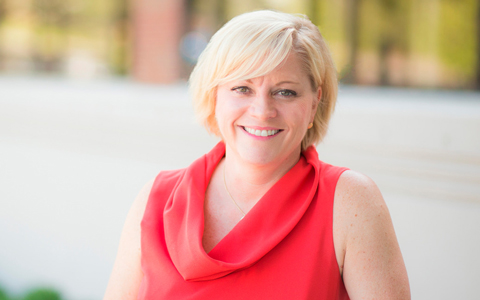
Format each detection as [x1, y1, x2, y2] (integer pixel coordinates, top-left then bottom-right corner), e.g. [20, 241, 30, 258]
[223, 163, 246, 219]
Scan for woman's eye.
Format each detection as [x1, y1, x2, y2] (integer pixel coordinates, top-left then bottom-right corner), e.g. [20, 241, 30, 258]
[277, 89, 297, 97]
[233, 86, 249, 93]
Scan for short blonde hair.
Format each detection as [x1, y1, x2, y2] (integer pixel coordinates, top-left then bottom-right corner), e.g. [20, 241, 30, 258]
[189, 10, 338, 150]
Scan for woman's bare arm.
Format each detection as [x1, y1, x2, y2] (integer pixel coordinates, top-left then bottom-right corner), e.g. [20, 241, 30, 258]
[334, 170, 410, 299]
[103, 180, 154, 300]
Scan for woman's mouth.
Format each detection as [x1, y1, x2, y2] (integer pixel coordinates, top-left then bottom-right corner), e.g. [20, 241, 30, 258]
[242, 126, 282, 137]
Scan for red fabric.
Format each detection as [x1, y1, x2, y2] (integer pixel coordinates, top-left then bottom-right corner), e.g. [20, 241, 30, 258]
[138, 142, 350, 299]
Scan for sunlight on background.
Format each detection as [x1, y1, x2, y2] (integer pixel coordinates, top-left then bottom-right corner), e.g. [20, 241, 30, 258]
[0, 0, 479, 299]
[0, 0, 478, 88]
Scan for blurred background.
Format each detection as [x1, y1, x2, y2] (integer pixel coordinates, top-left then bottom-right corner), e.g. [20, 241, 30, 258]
[0, 0, 478, 87]
[0, 0, 479, 299]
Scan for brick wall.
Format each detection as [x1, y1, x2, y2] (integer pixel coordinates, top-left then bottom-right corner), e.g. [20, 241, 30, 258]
[131, 0, 185, 83]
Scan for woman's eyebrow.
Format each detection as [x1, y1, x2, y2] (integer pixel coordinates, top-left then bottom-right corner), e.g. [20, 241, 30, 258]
[241, 79, 300, 85]
[276, 80, 300, 85]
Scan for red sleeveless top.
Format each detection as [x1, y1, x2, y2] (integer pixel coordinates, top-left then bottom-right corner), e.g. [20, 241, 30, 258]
[138, 142, 350, 299]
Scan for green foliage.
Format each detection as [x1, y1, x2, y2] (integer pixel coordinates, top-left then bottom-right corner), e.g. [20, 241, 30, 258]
[0, 286, 9, 300]
[358, 0, 382, 50]
[358, 0, 410, 52]
[438, 0, 477, 76]
[22, 288, 62, 300]
[0, 285, 66, 300]
[0, 0, 477, 86]
[317, 0, 347, 43]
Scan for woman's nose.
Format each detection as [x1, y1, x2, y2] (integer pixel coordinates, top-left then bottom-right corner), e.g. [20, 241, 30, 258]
[248, 93, 277, 120]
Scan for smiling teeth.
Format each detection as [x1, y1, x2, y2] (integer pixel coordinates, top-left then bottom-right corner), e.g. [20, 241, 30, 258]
[244, 127, 280, 137]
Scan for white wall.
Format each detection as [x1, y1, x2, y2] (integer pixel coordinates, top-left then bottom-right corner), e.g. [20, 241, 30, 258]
[1, 77, 479, 299]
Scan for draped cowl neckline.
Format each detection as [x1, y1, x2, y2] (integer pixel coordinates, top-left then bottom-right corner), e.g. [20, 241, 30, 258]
[163, 142, 322, 281]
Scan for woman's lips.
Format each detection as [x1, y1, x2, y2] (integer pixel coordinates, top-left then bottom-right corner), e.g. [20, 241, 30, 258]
[242, 126, 282, 137]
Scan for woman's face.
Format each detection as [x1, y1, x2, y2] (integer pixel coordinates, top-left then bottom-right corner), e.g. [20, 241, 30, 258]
[215, 53, 321, 167]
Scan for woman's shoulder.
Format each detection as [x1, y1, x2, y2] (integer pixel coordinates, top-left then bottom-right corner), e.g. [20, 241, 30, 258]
[333, 170, 388, 245]
[103, 178, 155, 298]
[152, 168, 187, 185]
[130, 178, 156, 221]
[132, 168, 186, 218]
[335, 170, 383, 204]
[333, 170, 410, 298]
[122, 166, 189, 241]
[147, 168, 187, 198]
[332, 170, 388, 274]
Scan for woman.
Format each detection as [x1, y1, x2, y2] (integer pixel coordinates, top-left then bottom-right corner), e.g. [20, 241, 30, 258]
[104, 10, 410, 299]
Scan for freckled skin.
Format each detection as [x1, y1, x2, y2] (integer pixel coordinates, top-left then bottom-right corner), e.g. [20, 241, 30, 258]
[203, 53, 322, 253]
[104, 53, 410, 300]
[215, 53, 321, 168]
[333, 171, 411, 299]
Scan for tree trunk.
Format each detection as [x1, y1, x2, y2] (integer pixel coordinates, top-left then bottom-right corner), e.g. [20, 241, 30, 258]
[131, 0, 186, 83]
[343, 0, 360, 84]
[476, 1, 480, 89]
[309, 0, 319, 26]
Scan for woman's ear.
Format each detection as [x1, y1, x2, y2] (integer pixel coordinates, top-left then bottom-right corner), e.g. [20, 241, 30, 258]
[316, 86, 322, 104]
[311, 87, 322, 121]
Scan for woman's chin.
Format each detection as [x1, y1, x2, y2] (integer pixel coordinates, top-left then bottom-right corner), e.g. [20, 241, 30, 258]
[236, 147, 296, 167]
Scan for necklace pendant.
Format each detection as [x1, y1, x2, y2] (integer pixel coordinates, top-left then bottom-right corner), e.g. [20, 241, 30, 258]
[223, 163, 247, 217]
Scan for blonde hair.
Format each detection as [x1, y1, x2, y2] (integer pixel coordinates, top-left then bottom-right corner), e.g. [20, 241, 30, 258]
[189, 10, 338, 150]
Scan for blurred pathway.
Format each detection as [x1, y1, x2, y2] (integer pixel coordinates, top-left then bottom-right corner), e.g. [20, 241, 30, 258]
[1, 76, 479, 299]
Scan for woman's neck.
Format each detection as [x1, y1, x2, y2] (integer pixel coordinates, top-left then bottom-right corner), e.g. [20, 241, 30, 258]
[221, 145, 302, 211]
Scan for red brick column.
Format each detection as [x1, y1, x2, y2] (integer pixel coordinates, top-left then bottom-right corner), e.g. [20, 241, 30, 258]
[131, 0, 185, 83]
